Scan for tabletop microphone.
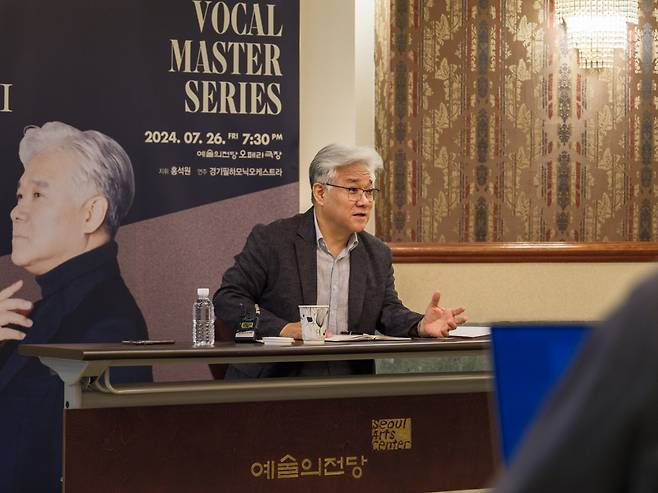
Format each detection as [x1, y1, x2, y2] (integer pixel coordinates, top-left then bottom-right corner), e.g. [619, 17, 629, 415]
[235, 303, 258, 342]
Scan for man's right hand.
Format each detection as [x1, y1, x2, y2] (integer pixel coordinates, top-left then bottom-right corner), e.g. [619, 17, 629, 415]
[0, 280, 33, 341]
[279, 321, 302, 339]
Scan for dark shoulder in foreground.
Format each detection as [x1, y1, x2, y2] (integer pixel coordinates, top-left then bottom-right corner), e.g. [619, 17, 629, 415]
[627, 270, 658, 303]
[611, 270, 658, 338]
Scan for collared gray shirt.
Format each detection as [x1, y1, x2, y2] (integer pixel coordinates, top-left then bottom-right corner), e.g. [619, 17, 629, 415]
[314, 212, 359, 336]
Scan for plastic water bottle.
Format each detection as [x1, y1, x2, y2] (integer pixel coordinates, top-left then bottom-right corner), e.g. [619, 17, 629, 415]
[193, 288, 215, 346]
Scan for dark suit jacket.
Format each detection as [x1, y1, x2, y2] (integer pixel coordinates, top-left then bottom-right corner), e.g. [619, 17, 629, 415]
[0, 242, 151, 493]
[494, 272, 658, 493]
[214, 208, 423, 377]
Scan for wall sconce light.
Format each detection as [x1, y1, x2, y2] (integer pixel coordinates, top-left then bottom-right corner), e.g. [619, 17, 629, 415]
[555, 0, 638, 68]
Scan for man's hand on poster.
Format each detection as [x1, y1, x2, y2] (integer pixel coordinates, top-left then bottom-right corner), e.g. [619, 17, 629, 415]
[0, 280, 33, 341]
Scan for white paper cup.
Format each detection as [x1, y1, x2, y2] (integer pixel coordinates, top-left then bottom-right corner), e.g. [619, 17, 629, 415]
[299, 305, 329, 344]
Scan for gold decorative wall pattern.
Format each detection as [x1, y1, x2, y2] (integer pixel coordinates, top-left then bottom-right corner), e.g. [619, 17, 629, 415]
[375, 0, 658, 242]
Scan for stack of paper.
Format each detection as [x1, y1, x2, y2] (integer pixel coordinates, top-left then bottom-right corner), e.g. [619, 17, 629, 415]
[258, 337, 295, 346]
[325, 334, 411, 342]
[448, 326, 491, 338]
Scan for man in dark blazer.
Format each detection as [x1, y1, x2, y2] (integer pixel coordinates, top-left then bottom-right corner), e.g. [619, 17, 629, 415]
[215, 144, 467, 378]
[493, 272, 658, 493]
[0, 122, 151, 492]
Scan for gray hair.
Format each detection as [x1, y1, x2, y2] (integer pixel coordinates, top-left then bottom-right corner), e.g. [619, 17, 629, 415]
[18, 121, 135, 237]
[308, 144, 383, 189]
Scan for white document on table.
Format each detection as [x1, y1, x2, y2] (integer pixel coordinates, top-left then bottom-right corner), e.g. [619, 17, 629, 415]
[325, 334, 411, 342]
[258, 337, 295, 345]
[449, 326, 491, 338]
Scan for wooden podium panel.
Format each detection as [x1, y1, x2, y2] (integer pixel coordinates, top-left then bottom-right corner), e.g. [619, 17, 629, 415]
[64, 392, 496, 492]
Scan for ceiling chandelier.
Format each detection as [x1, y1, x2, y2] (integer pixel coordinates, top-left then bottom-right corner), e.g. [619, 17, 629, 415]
[554, 0, 639, 68]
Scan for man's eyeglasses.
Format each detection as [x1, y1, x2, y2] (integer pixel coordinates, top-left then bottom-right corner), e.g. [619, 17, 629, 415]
[323, 183, 380, 202]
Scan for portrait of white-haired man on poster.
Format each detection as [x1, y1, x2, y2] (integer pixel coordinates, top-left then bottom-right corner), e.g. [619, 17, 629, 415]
[0, 121, 151, 493]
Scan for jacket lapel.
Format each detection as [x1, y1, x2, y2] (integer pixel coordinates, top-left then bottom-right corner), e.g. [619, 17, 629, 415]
[295, 209, 317, 305]
[348, 241, 368, 331]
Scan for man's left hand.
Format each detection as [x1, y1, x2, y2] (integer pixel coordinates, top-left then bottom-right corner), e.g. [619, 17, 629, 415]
[418, 290, 466, 338]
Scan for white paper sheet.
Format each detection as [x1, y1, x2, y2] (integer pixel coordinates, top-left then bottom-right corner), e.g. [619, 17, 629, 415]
[448, 326, 491, 338]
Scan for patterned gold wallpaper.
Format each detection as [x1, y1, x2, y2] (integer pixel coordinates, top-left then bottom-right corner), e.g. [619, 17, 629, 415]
[375, 0, 658, 242]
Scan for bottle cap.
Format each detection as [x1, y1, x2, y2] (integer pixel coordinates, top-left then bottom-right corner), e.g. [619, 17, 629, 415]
[197, 288, 210, 297]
